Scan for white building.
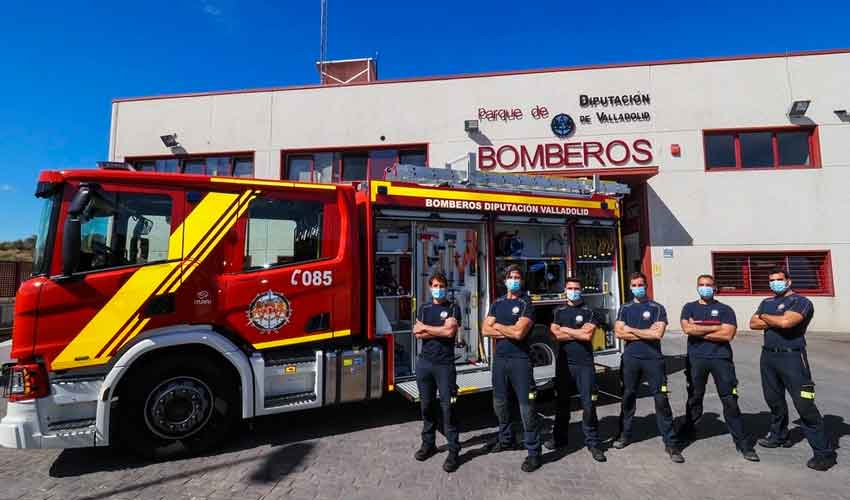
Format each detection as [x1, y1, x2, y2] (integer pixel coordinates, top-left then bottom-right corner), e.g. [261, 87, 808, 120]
[108, 49, 850, 332]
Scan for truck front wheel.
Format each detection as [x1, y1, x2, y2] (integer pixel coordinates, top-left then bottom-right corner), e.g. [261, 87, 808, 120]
[116, 355, 239, 457]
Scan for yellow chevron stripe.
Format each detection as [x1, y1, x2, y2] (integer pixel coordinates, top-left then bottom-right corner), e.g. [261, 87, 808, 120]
[108, 317, 151, 357]
[167, 192, 257, 293]
[52, 191, 244, 370]
[99, 314, 142, 359]
[252, 329, 351, 350]
[161, 190, 254, 294]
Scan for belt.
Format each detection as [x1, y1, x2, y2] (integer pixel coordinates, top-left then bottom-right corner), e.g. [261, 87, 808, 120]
[762, 346, 802, 353]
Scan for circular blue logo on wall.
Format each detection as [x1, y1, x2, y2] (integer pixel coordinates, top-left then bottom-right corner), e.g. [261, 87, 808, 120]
[551, 113, 575, 138]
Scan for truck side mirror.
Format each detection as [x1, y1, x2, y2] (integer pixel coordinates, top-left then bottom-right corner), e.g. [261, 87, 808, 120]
[59, 184, 95, 277]
[62, 216, 81, 276]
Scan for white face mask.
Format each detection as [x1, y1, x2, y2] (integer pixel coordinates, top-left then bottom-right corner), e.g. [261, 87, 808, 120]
[505, 278, 522, 293]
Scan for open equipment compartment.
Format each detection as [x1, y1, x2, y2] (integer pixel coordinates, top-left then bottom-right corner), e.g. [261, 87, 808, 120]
[368, 164, 630, 400]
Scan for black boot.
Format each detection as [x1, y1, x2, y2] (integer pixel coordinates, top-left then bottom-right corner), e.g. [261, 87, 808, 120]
[757, 435, 792, 448]
[521, 455, 542, 472]
[666, 446, 685, 463]
[414, 443, 437, 461]
[806, 454, 837, 471]
[443, 450, 459, 472]
[588, 447, 607, 462]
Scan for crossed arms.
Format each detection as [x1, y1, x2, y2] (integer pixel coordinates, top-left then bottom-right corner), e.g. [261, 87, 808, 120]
[414, 318, 459, 339]
[482, 316, 534, 341]
[615, 320, 667, 341]
[550, 321, 595, 342]
[680, 318, 736, 342]
[749, 310, 805, 331]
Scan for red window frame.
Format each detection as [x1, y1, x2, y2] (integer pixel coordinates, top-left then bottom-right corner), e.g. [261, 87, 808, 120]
[703, 126, 821, 171]
[126, 152, 255, 177]
[280, 143, 429, 183]
[711, 250, 834, 296]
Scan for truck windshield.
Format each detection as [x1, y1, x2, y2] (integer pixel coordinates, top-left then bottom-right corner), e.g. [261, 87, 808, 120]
[31, 192, 59, 276]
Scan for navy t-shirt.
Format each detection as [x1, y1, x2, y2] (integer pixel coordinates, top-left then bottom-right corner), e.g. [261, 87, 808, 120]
[680, 300, 736, 359]
[488, 294, 535, 358]
[553, 303, 598, 365]
[756, 293, 814, 350]
[616, 300, 667, 359]
[418, 300, 462, 364]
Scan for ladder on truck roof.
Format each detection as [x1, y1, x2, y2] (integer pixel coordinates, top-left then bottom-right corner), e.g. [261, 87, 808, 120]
[384, 159, 631, 197]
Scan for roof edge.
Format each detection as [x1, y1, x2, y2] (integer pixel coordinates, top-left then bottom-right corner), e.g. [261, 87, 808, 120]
[113, 47, 850, 104]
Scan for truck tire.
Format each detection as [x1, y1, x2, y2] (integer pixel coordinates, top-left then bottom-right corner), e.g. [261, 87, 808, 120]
[116, 354, 239, 457]
[527, 326, 557, 368]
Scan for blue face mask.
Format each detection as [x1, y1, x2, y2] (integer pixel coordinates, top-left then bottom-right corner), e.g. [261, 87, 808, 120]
[769, 279, 788, 295]
[631, 286, 646, 299]
[697, 286, 715, 300]
[505, 278, 522, 293]
[566, 289, 582, 302]
[431, 287, 446, 300]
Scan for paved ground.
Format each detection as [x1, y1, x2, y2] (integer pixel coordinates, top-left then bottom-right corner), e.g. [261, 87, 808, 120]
[1, 332, 849, 500]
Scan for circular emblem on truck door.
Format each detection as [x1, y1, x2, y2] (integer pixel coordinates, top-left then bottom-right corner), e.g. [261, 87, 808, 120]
[247, 290, 292, 333]
[551, 113, 575, 138]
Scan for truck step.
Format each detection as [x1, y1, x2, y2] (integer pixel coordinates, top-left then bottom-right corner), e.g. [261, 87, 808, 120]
[396, 364, 557, 402]
[264, 391, 318, 409]
[47, 418, 96, 431]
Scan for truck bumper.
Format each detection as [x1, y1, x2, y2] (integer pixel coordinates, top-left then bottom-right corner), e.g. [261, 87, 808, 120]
[0, 377, 102, 449]
[1, 398, 99, 449]
[1, 399, 96, 449]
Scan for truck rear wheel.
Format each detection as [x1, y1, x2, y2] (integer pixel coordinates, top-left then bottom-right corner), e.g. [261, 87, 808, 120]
[528, 327, 557, 368]
[116, 354, 239, 457]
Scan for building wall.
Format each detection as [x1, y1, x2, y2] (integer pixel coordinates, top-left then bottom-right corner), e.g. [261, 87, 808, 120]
[110, 51, 850, 331]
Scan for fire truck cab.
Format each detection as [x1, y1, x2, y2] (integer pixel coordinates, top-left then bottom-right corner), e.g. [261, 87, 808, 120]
[0, 162, 628, 455]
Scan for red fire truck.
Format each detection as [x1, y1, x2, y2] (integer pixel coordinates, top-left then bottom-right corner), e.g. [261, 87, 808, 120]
[0, 162, 629, 454]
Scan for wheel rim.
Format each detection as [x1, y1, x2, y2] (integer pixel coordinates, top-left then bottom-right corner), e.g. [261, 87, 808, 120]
[143, 376, 214, 440]
[529, 342, 555, 368]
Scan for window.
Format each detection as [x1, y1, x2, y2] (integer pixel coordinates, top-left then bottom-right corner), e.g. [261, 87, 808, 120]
[704, 128, 818, 170]
[342, 154, 367, 181]
[283, 146, 427, 183]
[399, 150, 427, 166]
[129, 155, 254, 177]
[244, 198, 323, 270]
[74, 191, 173, 273]
[287, 156, 313, 182]
[712, 251, 833, 295]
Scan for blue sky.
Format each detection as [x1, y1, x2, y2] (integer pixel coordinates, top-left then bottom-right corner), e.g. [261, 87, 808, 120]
[0, 0, 847, 241]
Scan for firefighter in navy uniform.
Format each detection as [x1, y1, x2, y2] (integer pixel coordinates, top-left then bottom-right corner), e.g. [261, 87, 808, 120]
[677, 274, 759, 461]
[482, 264, 542, 472]
[613, 272, 684, 463]
[412, 272, 463, 473]
[545, 276, 606, 462]
[749, 267, 837, 471]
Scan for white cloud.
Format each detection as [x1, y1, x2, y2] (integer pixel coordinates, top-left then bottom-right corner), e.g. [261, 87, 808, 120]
[201, 1, 222, 17]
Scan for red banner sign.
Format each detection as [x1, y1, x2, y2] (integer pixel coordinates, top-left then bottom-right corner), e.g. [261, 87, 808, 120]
[478, 139, 653, 171]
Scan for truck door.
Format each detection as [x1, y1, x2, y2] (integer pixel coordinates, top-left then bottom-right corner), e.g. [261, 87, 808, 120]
[218, 185, 354, 350]
[37, 182, 185, 371]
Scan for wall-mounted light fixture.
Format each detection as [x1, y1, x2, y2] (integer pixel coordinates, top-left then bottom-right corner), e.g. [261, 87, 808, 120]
[835, 110, 849, 123]
[788, 100, 811, 118]
[464, 120, 479, 133]
[160, 134, 180, 148]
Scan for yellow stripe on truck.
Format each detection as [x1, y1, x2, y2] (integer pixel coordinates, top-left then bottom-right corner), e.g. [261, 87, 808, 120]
[252, 329, 351, 350]
[52, 191, 248, 371]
